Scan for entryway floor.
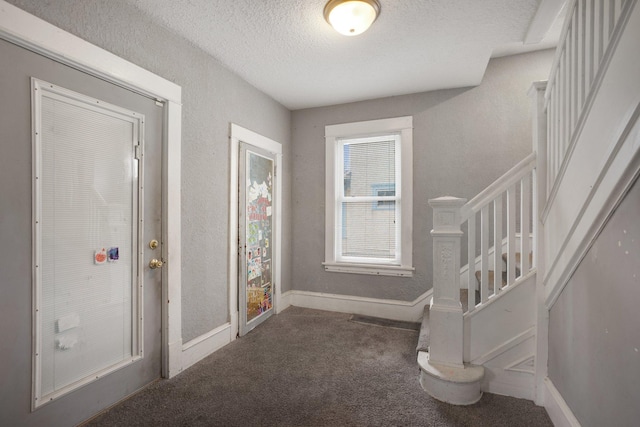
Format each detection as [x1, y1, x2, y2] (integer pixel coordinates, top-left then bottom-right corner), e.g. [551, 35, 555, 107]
[84, 306, 552, 426]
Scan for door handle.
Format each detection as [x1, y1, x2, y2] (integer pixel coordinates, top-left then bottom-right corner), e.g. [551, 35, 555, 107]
[149, 259, 164, 269]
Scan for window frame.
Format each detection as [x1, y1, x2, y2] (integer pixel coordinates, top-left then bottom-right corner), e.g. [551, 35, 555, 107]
[323, 116, 414, 277]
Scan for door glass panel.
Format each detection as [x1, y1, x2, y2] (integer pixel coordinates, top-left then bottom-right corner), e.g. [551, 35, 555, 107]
[244, 151, 274, 323]
[34, 81, 142, 403]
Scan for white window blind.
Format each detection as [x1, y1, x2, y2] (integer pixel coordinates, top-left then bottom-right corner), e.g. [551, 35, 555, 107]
[338, 135, 400, 263]
[33, 80, 143, 405]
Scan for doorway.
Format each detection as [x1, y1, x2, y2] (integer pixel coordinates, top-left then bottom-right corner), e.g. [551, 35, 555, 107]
[229, 124, 283, 337]
[0, 37, 166, 425]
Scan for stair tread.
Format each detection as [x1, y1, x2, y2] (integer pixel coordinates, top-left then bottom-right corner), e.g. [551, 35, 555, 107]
[501, 251, 533, 266]
[474, 270, 507, 288]
[460, 288, 480, 312]
[416, 304, 430, 353]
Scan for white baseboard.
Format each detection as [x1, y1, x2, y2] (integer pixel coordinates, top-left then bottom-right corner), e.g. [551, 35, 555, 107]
[278, 289, 292, 313]
[180, 323, 232, 372]
[544, 377, 581, 427]
[282, 289, 433, 322]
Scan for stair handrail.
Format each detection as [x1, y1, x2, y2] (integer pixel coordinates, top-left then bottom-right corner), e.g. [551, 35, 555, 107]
[542, 0, 634, 215]
[461, 153, 536, 221]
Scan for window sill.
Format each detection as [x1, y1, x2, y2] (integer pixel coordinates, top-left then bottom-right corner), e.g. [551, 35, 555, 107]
[322, 262, 414, 277]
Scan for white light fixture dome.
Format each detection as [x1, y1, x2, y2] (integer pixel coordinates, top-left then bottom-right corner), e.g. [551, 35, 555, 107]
[324, 0, 381, 36]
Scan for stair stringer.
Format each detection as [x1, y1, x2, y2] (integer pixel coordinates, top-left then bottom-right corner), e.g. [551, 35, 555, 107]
[463, 272, 536, 400]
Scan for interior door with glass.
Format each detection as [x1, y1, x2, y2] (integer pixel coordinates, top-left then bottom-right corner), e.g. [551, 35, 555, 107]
[238, 143, 276, 336]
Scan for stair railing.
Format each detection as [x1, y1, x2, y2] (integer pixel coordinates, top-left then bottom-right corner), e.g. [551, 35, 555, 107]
[544, 0, 634, 211]
[427, 153, 538, 366]
[460, 154, 537, 313]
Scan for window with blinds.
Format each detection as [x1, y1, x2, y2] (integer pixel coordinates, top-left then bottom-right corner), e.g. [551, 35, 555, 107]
[324, 116, 414, 277]
[338, 135, 400, 263]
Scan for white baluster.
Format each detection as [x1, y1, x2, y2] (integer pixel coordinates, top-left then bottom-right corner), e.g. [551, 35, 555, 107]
[493, 194, 503, 294]
[467, 214, 476, 313]
[480, 205, 489, 303]
[577, 0, 585, 110]
[576, 12, 580, 132]
[585, 0, 594, 92]
[521, 175, 531, 276]
[594, 0, 603, 71]
[603, 0, 611, 48]
[507, 184, 517, 285]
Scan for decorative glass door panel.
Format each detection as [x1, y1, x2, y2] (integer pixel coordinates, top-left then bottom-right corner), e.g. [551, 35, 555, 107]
[239, 144, 275, 335]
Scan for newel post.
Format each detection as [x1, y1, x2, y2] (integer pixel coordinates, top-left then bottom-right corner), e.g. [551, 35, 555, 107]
[428, 196, 466, 367]
[529, 80, 548, 405]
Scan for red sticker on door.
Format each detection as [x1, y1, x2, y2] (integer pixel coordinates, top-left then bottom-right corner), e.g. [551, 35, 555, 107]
[94, 248, 107, 264]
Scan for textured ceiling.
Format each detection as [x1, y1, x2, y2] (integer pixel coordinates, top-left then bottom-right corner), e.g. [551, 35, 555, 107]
[122, 0, 566, 110]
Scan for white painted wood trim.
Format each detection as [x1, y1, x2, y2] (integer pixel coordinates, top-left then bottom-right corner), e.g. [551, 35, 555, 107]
[164, 101, 183, 378]
[228, 126, 240, 340]
[544, 103, 640, 308]
[530, 80, 549, 406]
[282, 289, 433, 323]
[470, 327, 535, 365]
[0, 1, 180, 103]
[231, 124, 282, 155]
[481, 374, 535, 401]
[544, 0, 578, 104]
[274, 151, 283, 313]
[322, 262, 414, 277]
[229, 124, 283, 336]
[325, 116, 413, 138]
[463, 270, 536, 320]
[324, 116, 414, 274]
[544, 377, 582, 426]
[0, 1, 183, 380]
[541, 0, 636, 221]
[180, 324, 232, 372]
[461, 154, 536, 221]
[504, 354, 536, 374]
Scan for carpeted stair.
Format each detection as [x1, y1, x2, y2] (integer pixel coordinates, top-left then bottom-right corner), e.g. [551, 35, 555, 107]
[416, 304, 430, 353]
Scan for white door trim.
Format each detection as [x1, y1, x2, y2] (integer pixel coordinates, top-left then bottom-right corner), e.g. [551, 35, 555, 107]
[0, 1, 183, 378]
[229, 124, 283, 339]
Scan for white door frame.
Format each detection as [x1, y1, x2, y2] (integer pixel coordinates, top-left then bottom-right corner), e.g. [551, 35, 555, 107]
[0, 1, 183, 378]
[229, 124, 283, 338]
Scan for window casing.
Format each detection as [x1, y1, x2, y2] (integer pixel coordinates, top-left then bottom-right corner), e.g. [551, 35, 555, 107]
[324, 116, 414, 277]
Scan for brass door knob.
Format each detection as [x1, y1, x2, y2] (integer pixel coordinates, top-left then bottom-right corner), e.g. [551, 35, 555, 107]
[149, 259, 164, 269]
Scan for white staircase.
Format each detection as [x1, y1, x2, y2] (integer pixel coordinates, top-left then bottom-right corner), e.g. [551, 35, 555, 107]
[419, 0, 640, 411]
[419, 129, 542, 403]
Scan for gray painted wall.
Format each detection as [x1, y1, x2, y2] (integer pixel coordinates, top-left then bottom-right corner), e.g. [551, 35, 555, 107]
[290, 50, 554, 301]
[548, 177, 640, 427]
[5, 0, 292, 342]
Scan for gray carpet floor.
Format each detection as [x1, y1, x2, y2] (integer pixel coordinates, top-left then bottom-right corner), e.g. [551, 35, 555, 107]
[84, 307, 552, 427]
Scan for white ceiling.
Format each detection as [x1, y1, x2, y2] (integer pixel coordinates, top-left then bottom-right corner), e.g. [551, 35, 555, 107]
[123, 0, 566, 110]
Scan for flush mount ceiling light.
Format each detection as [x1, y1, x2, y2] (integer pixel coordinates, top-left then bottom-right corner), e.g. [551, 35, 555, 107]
[324, 0, 381, 36]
